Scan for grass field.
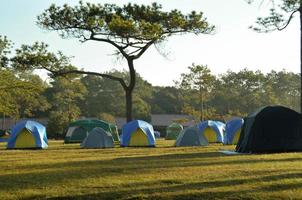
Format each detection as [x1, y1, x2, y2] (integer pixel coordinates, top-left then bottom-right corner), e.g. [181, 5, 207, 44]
[1, 139, 302, 200]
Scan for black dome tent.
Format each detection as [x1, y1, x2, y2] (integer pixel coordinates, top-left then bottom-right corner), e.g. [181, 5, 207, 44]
[236, 106, 302, 153]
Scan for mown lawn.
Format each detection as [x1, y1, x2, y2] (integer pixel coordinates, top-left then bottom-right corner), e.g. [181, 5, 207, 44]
[1, 139, 302, 200]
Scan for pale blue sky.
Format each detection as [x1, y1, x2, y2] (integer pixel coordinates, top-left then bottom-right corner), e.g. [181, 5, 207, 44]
[0, 0, 299, 86]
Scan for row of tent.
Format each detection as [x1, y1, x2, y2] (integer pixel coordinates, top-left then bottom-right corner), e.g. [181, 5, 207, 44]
[62, 105, 302, 153]
[3, 119, 156, 149]
[75, 120, 156, 148]
[175, 105, 302, 153]
[2, 119, 120, 149]
[166, 119, 243, 145]
[0, 116, 249, 149]
[64, 119, 156, 147]
[0, 114, 243, 149]
[65, 119, 240, 147]
[70, 119, 240, 147]
[3, 105, 302, 153]
[175, 119, 242, 146]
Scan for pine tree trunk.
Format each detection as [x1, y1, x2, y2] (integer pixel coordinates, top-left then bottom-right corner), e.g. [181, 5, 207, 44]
[126, 58, 136, 122]
[125, 89, 132, 122]
[201, 99, 204, 121]
[300, 8, 302, 112]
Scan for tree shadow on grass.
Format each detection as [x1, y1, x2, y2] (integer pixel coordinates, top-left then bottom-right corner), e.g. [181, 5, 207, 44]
[20, 175, 302, 200]
[16, 187, 245, 200]
[6, 151, 227, 172]
[1, 151, 302, 195]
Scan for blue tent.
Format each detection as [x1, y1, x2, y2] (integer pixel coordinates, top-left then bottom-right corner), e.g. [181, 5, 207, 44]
[197, 120, 225, 143]
[175, 126, 208, 147]
[224, 118, 244, 145]
[7, 120, 48, 149]
[121, 120, 155, 147]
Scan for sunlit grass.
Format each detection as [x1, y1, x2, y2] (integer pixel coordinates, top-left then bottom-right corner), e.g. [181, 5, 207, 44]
[1, 139, 302, 199]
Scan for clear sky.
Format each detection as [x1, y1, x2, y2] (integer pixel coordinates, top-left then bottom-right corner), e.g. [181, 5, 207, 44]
[0, 0, 299, 86]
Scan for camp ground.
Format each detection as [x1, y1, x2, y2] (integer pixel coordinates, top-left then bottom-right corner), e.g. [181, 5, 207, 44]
[3, 0, 302, 199]
[2, 114, 302, 199]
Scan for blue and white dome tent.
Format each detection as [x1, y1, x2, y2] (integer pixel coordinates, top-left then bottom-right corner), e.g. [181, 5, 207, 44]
[7, 120, 48, 149]
[197, 120, 225, 143]
[224, 118, 244, 145]
[121, 120, 155, 147]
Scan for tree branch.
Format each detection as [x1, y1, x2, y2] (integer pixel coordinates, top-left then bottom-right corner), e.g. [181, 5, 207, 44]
[54, 69, 128, 90]
[90, 34, 129, 59]
[128, 48, 143, 56]
[79, 34, 90, 43]
[278, 9, 299, 31]
[132, 40, 154, 59]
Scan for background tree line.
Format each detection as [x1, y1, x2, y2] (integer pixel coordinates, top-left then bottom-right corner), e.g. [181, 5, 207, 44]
[1, 35, 300, 138]
[0, 52, 299, 138]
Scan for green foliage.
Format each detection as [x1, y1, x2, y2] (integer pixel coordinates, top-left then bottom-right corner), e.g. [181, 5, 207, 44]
[151, 86, 182, 114]
[79, 70, 152, 120]
[11, 72, 50, 119]
[0, 36, 53, 120]
[97, 113, 116, 124]
[248, 1, 301, 32]
[47, 110, 72, 139]
[0, 69, 49, 119]
[37, 2, 214, 44]
[175, 66, 300, 121]
[176, 64, 216, 121]
[0, 69, 19, 116]
[46, 76, 87, 138]
[219, 69, 269, 112]
[266, 70, 300, 109]
[0, 36, 12, 68]
[11, 42, 70, 73]
[80, 75, 111, 117]
[132, 96, 151, 122]
[214, 69, 299, 118]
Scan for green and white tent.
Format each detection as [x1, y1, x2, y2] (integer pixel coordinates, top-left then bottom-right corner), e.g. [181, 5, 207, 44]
[175, 126, 208, 147]
[109, 124, 120, 142]
[65, 119, 114, 143]
[81, 127, 114, 148]
[166, 123, 183, 140]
